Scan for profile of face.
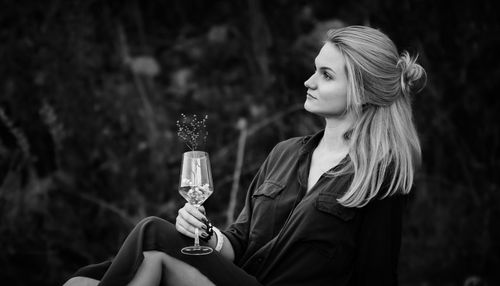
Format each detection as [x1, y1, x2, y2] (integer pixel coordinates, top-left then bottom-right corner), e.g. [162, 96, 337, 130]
[304, 43, 349, 118]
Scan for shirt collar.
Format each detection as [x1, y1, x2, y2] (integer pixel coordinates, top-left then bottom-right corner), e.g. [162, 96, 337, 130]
[299, 129, 325, 155]
[298, 129, 351, 175]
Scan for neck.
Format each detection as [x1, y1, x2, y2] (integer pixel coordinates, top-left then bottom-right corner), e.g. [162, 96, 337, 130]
[318, 114, 354, 152]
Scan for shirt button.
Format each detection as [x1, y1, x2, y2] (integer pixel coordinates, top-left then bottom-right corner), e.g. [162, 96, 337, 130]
[257, 257, 263, 263]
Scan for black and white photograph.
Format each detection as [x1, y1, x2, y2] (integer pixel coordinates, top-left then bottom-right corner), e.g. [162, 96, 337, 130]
[0, 0, 498, 285]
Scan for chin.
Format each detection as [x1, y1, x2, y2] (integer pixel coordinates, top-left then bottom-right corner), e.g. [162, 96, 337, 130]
[304, 101, 323, 114]
[304, 101, 314, 113]
[304, 105, 323, 117]
[304, 104, 347, 119]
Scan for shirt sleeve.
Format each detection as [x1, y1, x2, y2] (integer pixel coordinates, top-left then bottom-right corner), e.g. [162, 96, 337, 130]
[352, 195, 405, 286]
[221, 151, 273, 264]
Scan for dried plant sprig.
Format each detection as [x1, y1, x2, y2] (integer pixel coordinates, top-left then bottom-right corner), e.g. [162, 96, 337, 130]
[0, 107, 32, 160]
[176, 113, 208, 151]
[39, 101, 66, 150]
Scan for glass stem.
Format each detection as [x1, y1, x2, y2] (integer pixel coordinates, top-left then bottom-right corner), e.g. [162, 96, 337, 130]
[194, 228, 200, 247]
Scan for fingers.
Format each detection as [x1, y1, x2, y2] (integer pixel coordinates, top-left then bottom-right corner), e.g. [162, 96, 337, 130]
[178, 206, 206, 229]
[175, 203, 208, 238]
[184, 203, 207, 222]
[176, 215, 199, 236]
[176, 216, 209, 238]
[175, 220, 194, 238]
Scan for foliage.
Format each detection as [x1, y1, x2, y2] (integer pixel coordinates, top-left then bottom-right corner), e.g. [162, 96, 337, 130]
[0, 0, 499, 285]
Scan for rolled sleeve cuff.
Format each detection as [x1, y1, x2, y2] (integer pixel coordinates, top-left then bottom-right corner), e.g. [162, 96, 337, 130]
[221, 228, 246, 265]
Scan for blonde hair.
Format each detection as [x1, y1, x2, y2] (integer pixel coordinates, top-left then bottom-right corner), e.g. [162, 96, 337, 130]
[326, 26, 427, 207]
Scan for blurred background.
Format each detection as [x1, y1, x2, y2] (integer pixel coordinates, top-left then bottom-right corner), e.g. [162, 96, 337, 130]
[0, 0, 498, 285]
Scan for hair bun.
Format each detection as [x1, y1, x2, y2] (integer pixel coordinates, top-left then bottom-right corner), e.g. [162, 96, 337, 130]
[397, 51, 427, 97]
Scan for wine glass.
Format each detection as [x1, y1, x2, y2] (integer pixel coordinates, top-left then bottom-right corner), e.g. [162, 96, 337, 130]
[178, 151, 214, 255]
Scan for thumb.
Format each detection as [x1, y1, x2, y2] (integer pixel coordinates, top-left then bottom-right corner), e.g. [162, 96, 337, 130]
[198, 206, 206, 215]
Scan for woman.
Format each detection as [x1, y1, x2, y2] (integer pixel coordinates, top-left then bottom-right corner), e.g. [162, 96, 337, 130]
[64, 25, 426, 286]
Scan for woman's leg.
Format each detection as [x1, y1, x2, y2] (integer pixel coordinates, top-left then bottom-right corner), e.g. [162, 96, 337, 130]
[62, 277, 99, 286]
[139, 217, 260, 286]
[162, 252, 215, 286]
[126, 250, 216, 286]
[92, 217, 260, 286]
[126, 251, 163, 286]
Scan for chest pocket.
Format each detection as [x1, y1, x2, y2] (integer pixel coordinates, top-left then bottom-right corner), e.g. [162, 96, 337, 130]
[314, 192, 356, 221]
[252, 180, 285, 199]
[249, 180, 285, 246]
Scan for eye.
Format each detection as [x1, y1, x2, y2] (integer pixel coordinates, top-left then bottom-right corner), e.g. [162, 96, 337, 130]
[322, 71, 332, 80]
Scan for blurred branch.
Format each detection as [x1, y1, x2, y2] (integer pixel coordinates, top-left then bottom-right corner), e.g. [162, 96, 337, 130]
[55, 172, 135, 227]
[226, 118, 248, 226]
[247, 0, 273, 94]
[247, 103, 304, 135]
[211, 103, 303, 164]
[117, 23, 161, 164]
[0, 107, 32, 164]
[41, 0, 61, 33]
[66, 189, 135, 227]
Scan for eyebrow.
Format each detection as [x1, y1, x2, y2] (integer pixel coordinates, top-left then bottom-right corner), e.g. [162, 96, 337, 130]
[314, 59, 336, 75]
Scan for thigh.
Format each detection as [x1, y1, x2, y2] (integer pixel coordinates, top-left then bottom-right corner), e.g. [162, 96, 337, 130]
[62, 276, 99, 286]
[140, 217, 261, 286]
[161, 254, 216, 286]
[100, 216, 261, 286]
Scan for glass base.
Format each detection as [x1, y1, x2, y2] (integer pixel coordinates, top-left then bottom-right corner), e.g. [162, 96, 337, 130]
[181, 245, 213, 256]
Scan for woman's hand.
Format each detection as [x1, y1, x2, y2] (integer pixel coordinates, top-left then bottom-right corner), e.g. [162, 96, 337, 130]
[176, 203, 236, 262]
[175, 203, 208, 239]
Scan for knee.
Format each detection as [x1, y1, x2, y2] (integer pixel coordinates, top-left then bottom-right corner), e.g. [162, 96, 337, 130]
[62, 276, 99, 286]
[135, 216, 168, 230]
[138, 216, 164, 225]
[143, 250, 169, 262]
[132, 216, 180, 249]
[135, 216, 176, 236]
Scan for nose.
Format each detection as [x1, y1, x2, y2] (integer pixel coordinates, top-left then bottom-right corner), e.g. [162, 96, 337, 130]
[304, 73, 316, 89]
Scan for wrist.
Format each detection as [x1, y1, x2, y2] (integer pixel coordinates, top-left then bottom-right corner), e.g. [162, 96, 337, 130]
[212, 226, 224, 252]
[207, 234, 217, 248]
[198, 219, 223, 252]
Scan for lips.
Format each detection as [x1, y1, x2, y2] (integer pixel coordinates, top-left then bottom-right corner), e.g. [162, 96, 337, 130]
[307, 93, 317, 99]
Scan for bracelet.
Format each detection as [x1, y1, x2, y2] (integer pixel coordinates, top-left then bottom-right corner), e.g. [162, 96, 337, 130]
[212, 226, 224, 252]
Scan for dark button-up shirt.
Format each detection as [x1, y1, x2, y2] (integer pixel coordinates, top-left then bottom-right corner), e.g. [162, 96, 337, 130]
[222, 130, 404, 286]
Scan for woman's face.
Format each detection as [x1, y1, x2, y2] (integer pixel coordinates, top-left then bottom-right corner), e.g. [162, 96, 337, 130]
[304, 43, 349, 118]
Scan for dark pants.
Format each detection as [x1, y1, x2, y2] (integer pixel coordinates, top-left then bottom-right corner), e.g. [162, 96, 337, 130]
[72, 216, 261, 286]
